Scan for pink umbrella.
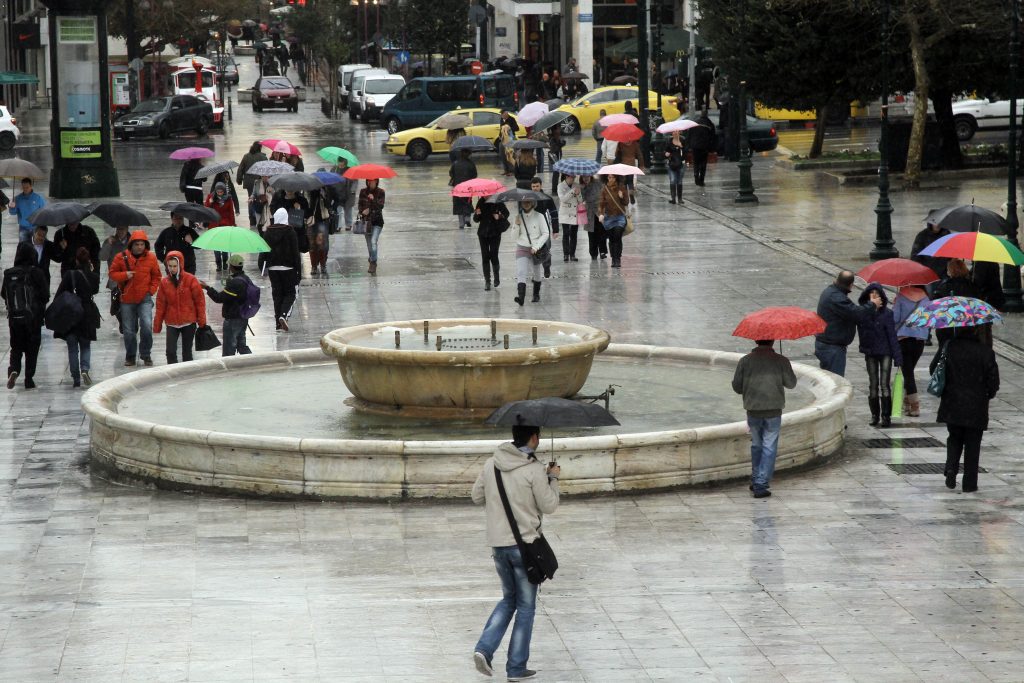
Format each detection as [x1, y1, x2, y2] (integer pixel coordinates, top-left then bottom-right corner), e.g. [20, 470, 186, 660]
[656, 119, 700, 134]
[598, 163, 646, 176]
[452, 179, 506, 198]
[599, 113, 639, 127]
[260, 139, 302, 156]
[517, 101, 550, 128]
[169, 147, 215, 161]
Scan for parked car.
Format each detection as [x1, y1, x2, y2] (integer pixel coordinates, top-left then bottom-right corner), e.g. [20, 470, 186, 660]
[338, 63, 372, 109]
[252, 76, 298, 113]
[557, 86, 682, 135]
[686, 111, 779, 154]
[0, 106, 20, 151]
[212, 54, 239, 86]
[113, 95, 213, 140]
[357, 74, 406, 122]
[952, 97, 1024, 140]
[380, 73, 518, 134]
[347, 68, 388, 119]
[385, 108, 516, 161]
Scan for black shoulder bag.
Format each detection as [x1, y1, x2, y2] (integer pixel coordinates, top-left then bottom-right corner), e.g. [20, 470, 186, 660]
[518, 208, 550, 265]
[493, 466, 558, 585]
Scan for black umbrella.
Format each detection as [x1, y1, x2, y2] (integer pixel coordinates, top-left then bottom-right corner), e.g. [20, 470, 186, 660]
[611, 75, 637, 85]
[509, 139, 546, 150]
[561, 71, 589, 80]
[926, 204, 1007, 235]
[268, 172, 324, 192]
[159, 201, 221, 223]
[85, 202, 151, 227]
[28, 202, 91, 226]
[485, 397, 620, 428]
[488, 188, 551, 203]
[532, 110, 571, 132]
[451, 135, 496, 153]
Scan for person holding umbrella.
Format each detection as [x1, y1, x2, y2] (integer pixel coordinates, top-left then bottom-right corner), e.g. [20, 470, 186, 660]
[53, 248, 100, 387]
[205, 183, 237, 271]
[597, 175, 629, 268]
[359, 179, 386, 275]
[592, 109, 608, 163]
[893, 287, 931, 417]
[449, 150, 478, 229]
[580, 174, 606, 260]
[910, 219, 950, 294]
[509, 194, 550, 305]
[237, 141, 268, 228]
[330, 158, 358, 232]
[29, 226, 60, 293]
[556, 173, 582, 262]
[155, 213, 199, 275]
[179, 158, 205, 204]
[514, 149, 538, 189]
[474, 195, 509, 291]
[665, 131, 686, 204]
[856, 284, 903, 427]
[53, 220, 101, 275]
[200, 254, 255, 356]
[688, 109, 716, 188]
[99, 225, 131, 333]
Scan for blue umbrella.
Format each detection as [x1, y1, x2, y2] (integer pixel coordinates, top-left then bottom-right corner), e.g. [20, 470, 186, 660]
[312, 170, 345, 185]
[552, 158, 601, 176]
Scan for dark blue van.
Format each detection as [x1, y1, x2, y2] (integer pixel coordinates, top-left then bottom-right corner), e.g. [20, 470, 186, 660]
[381, 73, 517, 133]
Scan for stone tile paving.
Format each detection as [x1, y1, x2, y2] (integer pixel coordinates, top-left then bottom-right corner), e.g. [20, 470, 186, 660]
[2, 57, 1024, 681]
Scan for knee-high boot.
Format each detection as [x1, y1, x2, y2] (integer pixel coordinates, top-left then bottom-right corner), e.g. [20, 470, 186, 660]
[531, 280, 541, 303]
[880, 397, 892, 428]
[869, 397, 880, 426]
[515, 283, 526, 306]
[675, 183, 683, 202]
[668, 184, 677, 204]
[492, 264, 500, 288]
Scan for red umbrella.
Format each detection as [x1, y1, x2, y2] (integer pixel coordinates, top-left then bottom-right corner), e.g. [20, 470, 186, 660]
[601, 123, 644, 143]
[451, 179, 506, 198]
[732, 307, 826, 341]
[260, 138, 301, 156]
[856, 258, 939, 287]
[343, 163, 397, 180]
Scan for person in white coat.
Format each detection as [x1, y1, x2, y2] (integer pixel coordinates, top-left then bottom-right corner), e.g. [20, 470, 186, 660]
[556, 174, 582, 262]
[510, 199, 550, 306]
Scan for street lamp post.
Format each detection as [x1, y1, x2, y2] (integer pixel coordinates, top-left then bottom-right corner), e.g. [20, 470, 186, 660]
[636, 0, 650, 166]
[870, 0, 898, 260]
[734, 81, 757, 203]
[1002, 0, 1023, 311]
[649, 0, 667, 174]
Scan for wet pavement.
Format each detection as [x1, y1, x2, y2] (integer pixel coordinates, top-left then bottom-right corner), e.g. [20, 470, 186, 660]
[2, 53, 1024, 682]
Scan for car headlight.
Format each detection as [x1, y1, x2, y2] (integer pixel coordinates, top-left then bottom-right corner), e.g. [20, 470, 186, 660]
[387, 136, 396, 143]
[139, 119, 155, 126]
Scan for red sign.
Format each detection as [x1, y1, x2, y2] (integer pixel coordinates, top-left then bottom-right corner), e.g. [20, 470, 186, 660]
[470, 60, 483, 75]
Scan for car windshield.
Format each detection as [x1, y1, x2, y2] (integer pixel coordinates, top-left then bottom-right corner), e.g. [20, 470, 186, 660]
[261, 79, 292, 90]
[135, 98, 168, 113]
[365, 80, 404, 95]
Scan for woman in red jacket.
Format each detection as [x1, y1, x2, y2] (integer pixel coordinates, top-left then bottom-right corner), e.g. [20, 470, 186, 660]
[204, 182, 236, 271]
[153, 250, 207, 364]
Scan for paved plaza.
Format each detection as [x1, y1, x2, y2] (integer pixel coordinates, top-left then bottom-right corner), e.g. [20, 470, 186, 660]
[3, 56, 1024, 682]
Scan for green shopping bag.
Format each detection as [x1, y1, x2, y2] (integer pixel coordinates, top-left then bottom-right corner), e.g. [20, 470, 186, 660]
[891, 371, 904, 418]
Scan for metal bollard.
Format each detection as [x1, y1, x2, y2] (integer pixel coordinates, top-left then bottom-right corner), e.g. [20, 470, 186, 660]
[395, 331, 400, 348]
[503, 334, 509, 350]
[491, 320, 497, 340]
[424, 320, 429, 342]
[436, 335, 442, 351]
[532, 326, 538, 345]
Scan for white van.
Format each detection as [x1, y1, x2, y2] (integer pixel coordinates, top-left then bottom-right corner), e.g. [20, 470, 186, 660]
[357, 74, 407, 122]
[338, 63, 371, 109]
[347, 68, 387, 119]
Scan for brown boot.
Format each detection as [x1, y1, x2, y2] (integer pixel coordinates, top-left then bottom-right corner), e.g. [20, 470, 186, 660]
[368, 261, 377, 275]
[907, 393, 920, 417]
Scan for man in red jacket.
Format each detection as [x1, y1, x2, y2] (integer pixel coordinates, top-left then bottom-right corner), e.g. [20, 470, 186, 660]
[108, 230, 162, 366]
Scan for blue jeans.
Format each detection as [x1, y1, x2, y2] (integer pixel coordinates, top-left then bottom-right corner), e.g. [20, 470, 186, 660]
[65, 334, 91, 381]
[222, 317, 251, 356]
[120, 296, 154, 361]
[668, 166, 683, 185]
[475, 546, 538, 676]
[595, 143, 603, 163]
[364, 224, 382, 262]
[814, 339, 847, 377]
[748, 415, 782, 493]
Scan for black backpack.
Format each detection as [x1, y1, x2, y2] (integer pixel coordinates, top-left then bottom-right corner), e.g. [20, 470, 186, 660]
[5, 269, 36, 320]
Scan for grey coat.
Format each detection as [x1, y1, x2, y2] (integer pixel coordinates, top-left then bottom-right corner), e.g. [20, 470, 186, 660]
[580, 179, 603, 232]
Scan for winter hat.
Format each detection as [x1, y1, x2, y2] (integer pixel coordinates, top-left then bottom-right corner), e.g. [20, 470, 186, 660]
[273, 207, 289, 224]
[214, 182, 226, 192]
[228, 253, 244, 268]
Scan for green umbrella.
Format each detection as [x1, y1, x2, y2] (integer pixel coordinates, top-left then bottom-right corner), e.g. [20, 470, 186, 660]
[317, 146, 359, 166]
[192, 226, 270, 253]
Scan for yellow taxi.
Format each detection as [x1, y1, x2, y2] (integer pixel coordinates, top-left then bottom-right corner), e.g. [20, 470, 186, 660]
[557, 86, 681, 134]
[384, 108, 518, 161]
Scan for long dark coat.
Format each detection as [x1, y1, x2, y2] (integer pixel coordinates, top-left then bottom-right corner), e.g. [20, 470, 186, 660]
[930, 334, 1000, 430]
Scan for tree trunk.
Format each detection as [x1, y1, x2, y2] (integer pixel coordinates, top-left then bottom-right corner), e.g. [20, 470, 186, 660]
[930, 89, 963, 170]
[809, 103, 829, 159]
[904, 12, 929, 189]
[329, 64, 338, 118]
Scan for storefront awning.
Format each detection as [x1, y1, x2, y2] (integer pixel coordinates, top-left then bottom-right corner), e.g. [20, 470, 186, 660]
[489, 0, 559, 18]
[608, 27, 703, 57]
[0, 71, 39, 85]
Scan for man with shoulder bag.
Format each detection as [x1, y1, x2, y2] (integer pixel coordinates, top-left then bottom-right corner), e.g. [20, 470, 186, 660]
[471, 424, 560, 681]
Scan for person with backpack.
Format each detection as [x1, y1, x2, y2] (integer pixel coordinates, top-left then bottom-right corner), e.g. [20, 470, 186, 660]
[200, 253, 258, 356]
[108, 230, 162, 367]
[264, 208, 301, 331]
[153, 250, 206, 364]
[52, 247, 100, 387]
[2, 242, 49, 389]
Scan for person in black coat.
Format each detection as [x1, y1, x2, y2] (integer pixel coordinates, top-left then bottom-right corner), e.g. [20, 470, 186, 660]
[474, 197, 509, 291]
[1, 242, 49, 389]
[814, 271, 879, 377]
[29, 225, 60, 292]
[930, 325, 999, 492]
[53, 221, 101, 275]
[932, 259, 980, 349]
[154, 213, 200, 275]
[910, 221, 950, 294]
[264, 208, 301, 331]
[449, 151, 478, 229]
[180, 159, 205, 203]
[687, 110, 716, 187]
[857, 283, 903, 427]
[53, 247, 101, 388]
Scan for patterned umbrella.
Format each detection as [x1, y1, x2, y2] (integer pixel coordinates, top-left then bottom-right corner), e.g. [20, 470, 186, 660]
[452, 179, 506, 198]
[169, 147, 215, 161]
[552, 158, 601, 176]
[904, 296, 1003, 329]
[245, 160, 295, 177]
[194, 160, 240, 180]
[732, 307, 826, 341]
[916, 231, 1024, 265]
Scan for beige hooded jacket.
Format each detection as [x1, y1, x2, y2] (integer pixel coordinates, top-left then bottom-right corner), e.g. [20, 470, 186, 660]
[472, 442, 560, 547]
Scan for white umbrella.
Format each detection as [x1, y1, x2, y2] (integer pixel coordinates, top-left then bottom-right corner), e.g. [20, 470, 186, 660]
[597, 163, 645, 176]
[517, 101, 549, 128]
[656, 119, 701, 134]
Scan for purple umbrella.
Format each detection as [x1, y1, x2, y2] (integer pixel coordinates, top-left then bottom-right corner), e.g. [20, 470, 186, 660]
[169, 147, 215, 161]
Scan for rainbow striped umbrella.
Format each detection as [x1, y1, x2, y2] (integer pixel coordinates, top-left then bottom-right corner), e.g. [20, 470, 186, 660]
[916, 231, 1024, 266]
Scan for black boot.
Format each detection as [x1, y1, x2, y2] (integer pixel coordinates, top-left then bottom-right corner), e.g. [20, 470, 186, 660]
[515, 282, 526, 306]
[869, 397, 880, 426]
[484, 276, 491, 291]
[880, 397, 892, 428]
[668, 185, 676, 204]
[492, 267, 499, 288]
[676, 184, 683, 202]
[531, 280, 541, 303]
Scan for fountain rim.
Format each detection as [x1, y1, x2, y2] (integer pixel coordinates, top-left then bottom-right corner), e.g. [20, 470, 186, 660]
[319, 317, 611, 366]
[81, 344, 852, 453]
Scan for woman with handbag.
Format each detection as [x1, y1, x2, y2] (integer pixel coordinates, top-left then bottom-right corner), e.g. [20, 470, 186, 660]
[307, 188, 331, 276]
[556, 174, 582, 262]
[358, 179, 386, 275]
[580, 175, 606, 261]
[449, 151, 478, 229]
[893, 286, 930, 417]
[510, 199, 550, 306]
[53, 247, 100, 388]
[153, 250, 206, 364]
[473, 196, 509, 291]
[597, 175, 629, 268]
[665, 131, 685, 204]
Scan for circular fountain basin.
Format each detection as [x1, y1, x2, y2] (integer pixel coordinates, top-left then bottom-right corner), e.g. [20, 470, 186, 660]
[83, 344, 852, 500]
[320, 318, 611, 418]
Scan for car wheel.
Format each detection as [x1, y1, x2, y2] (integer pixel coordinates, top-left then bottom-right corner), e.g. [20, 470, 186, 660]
[385, 117, 401, 135]
[251, 100, 258, 112]
[196, 116, 209, 136]
[407, 139, 430, 161]
[954, 116, 976, 141]
[0, 131, 15, 151]
[158, 121, 171, 139]
[560, 116, 580, 135]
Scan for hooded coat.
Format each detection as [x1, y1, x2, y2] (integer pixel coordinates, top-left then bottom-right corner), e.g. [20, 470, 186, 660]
[264, 216, 302, 271]
[471, 442, 560, 547]
[205, 183, 236, 227]
[930, 331, 1000, 430]
[856, 284, 903, 364]
[154, 251, 207, 333]
[108, 230, 162, 304]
